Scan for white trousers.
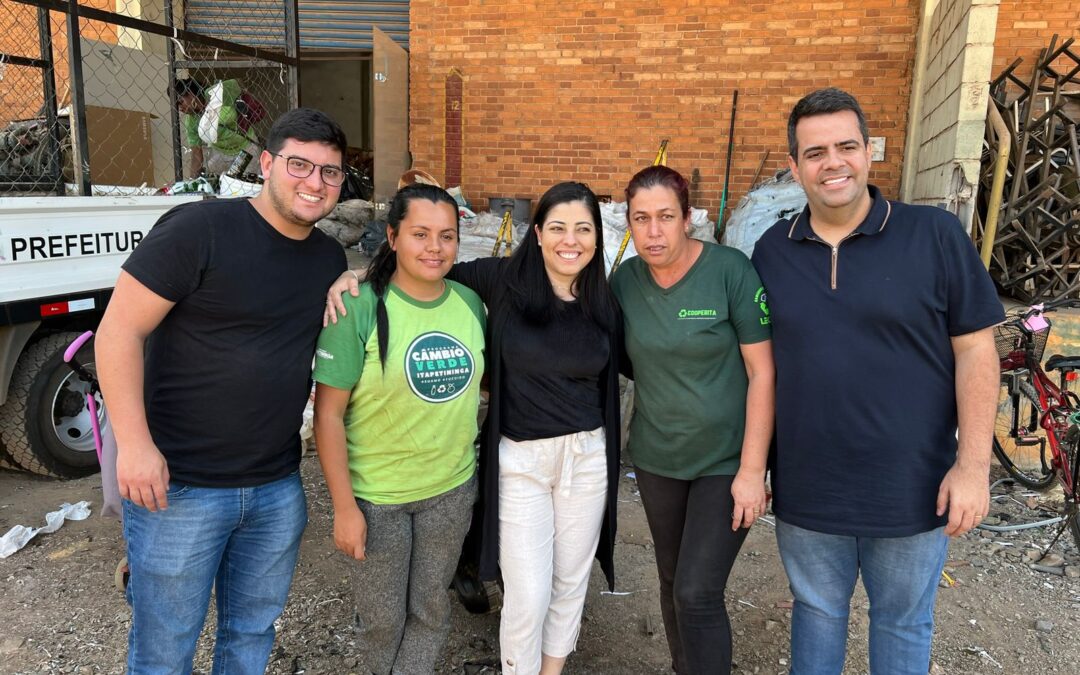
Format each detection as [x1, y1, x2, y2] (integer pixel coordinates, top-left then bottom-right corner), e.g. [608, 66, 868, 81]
[498, 427, 608, 675]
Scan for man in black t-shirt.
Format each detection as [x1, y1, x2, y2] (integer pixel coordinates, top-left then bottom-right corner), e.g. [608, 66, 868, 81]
[752, 89, 1002, 674]
[96, 108, 348, 673]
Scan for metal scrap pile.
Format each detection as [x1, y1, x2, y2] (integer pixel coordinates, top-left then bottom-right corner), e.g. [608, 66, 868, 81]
[0, 117, 71, 188]
[975, 35, 1080, 302]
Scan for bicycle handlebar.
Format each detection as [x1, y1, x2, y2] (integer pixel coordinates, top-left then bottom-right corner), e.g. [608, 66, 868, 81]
[64, 330, 94, 362]
[1014, 297, 1080, 320]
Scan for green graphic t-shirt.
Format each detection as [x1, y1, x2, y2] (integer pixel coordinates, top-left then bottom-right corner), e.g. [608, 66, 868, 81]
[313, 281, 486, 504]
[612, 242, 771, 479]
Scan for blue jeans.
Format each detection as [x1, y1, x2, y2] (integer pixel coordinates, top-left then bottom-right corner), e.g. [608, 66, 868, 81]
[122, 471, 307, 675]
[775, 519, 948, 675]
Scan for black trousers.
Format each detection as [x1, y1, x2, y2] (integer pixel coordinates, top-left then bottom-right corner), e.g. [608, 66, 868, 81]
[635, 468, 749, 675]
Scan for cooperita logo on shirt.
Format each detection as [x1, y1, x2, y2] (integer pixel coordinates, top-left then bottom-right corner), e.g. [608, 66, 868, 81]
[405, 332, 475, 403]
[677, 308, 717, 319]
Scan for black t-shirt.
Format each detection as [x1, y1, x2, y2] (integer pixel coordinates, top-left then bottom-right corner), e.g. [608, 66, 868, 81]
[500, 300, 609, 441]
[122, 198, 347, 487]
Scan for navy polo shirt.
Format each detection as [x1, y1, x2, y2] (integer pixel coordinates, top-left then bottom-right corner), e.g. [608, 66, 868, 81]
[751, 186, 1004, 537]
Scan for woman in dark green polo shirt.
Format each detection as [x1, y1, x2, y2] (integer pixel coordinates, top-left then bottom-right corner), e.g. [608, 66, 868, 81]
[611, 165, 775, 675]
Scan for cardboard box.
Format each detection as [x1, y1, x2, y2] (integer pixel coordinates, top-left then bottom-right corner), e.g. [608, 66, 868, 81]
[83, 106, 155, 187]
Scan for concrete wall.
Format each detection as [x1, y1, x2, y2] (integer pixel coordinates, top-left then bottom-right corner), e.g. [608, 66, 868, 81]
[301, 59, 372, 151]
[902, 0, 998, 227]
[409, 0, 920, 216]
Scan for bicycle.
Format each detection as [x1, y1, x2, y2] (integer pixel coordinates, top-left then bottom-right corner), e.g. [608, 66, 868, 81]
[64, 331, 127, 589]
[993, 297, 1080, 550]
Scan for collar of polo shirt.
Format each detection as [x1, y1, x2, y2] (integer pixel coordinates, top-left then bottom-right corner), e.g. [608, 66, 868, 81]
[787, 185, 892, 241]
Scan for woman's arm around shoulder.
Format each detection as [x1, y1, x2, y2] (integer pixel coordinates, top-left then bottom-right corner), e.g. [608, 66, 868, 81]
[445, 256, 510, 305]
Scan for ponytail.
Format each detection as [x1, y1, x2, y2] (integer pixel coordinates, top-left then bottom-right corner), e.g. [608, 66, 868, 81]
[363, 241, 396, 369]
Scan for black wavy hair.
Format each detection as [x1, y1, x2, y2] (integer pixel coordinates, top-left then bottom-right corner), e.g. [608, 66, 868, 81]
[503, 181, 617, 333]
[365, 183, 460, 369]
[265, 107, 348, 158]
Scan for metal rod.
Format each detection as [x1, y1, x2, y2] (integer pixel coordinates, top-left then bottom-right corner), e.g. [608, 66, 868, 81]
[174, 59, 284, 69]
[37, 5, 63, 196]
[13, 0, 297, 66]
[284, 0, 300, 107]
[982, 101, 1011, 269]
[165, 0, 182, 182]
[0, 51, 49, 68]
[716, 89, 739, 242]
[609, 139, 669, 278]
[750, 149, 771, 188]
[65, 0, 91, 195]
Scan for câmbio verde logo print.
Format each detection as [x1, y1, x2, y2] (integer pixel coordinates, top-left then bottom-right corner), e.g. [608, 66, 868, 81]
[405, 332, 475, 403]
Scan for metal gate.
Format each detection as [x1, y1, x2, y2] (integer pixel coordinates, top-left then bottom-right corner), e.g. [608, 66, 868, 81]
[186, 0, 410, 51]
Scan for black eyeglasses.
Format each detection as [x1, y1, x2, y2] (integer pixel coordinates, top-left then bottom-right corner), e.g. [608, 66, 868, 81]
[269, 152, 346, 187]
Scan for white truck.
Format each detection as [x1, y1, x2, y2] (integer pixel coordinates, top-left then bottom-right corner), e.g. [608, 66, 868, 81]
[0, 195, 202, 477]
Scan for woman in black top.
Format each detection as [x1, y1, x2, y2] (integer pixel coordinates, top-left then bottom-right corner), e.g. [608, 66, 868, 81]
[328, 182, 621, 675]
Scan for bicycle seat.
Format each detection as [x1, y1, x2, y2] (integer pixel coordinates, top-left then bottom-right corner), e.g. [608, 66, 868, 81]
[1045, 354, 1080, 372]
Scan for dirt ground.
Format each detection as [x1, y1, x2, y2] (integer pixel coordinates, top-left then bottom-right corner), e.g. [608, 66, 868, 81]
[2, 460, 1079, 675]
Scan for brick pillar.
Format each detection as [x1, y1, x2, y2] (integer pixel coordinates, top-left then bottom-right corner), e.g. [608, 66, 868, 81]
[445, 69, 463, 188]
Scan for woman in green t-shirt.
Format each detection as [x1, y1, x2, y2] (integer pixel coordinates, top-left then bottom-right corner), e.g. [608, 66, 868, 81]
[326, 182, 624, 675]
[610, 165, 775, 675]
[312, 184, 486, 674]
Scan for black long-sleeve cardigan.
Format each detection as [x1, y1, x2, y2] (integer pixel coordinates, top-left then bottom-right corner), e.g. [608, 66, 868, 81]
[448, 256, 622, 590]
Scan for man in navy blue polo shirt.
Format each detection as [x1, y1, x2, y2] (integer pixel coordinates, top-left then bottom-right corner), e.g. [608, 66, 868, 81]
[751, 88, 1003, 674]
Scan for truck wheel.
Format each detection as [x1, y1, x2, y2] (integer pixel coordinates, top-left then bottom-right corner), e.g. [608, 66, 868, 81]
[0, 333, 102, 478]
[0, 451, 20, 471]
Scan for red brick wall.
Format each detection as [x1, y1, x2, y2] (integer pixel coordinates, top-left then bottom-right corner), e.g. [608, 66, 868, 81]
[409, 0, 919, 218]
[1, 1, 118, 124]
[991, 1, 1080, 81]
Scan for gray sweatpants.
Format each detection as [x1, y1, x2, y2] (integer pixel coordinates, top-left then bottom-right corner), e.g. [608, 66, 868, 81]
[351, 475, 477, 674]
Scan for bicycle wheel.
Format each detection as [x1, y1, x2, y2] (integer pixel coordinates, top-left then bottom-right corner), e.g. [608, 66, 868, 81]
[1066, 426, 1080, 551]
[993, 376, 1055, 489]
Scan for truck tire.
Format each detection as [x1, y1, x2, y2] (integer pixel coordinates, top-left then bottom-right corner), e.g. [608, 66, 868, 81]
[0, 332, 102, 478]
[0, 451, 20, 471]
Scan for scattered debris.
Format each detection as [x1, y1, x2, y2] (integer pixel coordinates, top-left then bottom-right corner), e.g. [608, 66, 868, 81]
[317, 199, 377, 247]
[722, 169, 806, 259]
[963, 646, 1003, 669]
[0, 636, 26, 656]
[0, 501, 91, 558]
[1031, 563, 1066, 576]
[46, 537, 92, 561]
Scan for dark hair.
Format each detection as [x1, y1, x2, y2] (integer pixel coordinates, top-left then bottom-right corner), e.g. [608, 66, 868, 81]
[365, 184, 460, 368]
[265, 107, 348, 158]
[170, 78, 204, 101]
[624, 165, 691, 217]
[504, 182, 617, 333]
[787, 87, 869, 161]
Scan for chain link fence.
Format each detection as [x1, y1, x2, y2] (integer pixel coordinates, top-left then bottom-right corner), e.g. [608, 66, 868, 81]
[0, 0, 298, 197]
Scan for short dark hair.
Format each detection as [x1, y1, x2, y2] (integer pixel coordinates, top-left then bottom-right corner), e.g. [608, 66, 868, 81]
[504, 181, 617, 333]
[265, 108, 348, 158]
[787, 88, 869, 161]
[170, 78, 204, 101]
[624, 165, 691, 217]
